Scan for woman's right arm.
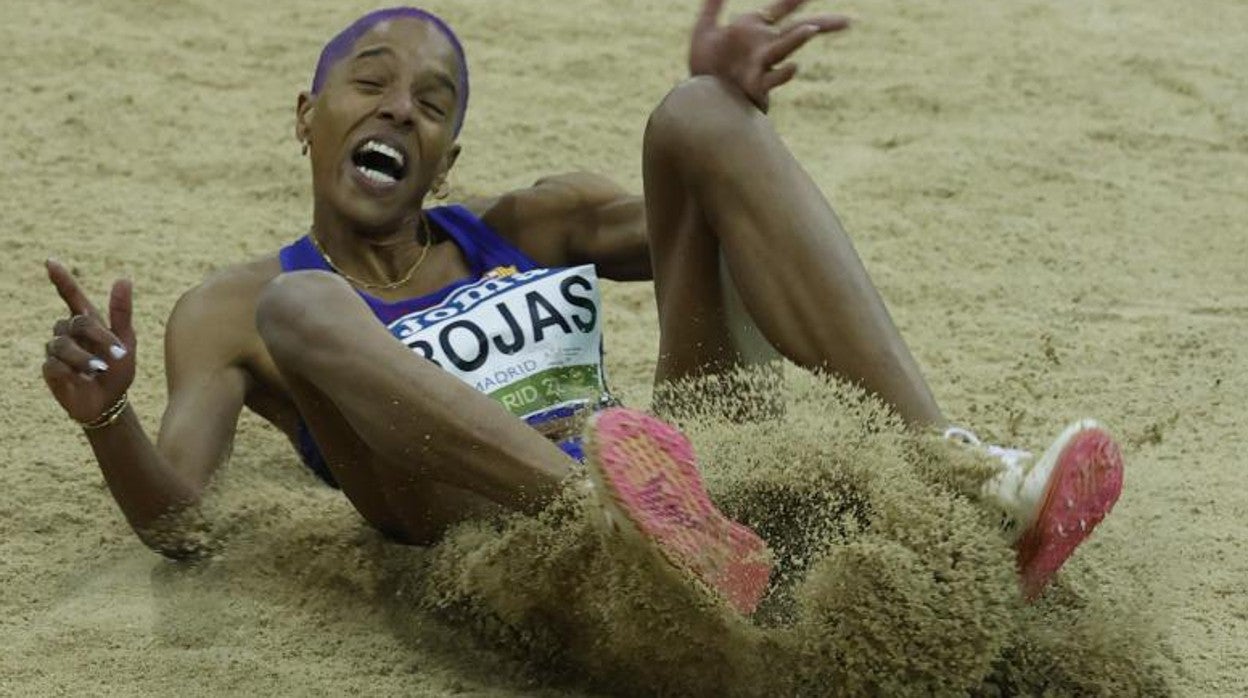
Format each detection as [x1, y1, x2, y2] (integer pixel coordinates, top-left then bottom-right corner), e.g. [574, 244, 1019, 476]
[43, 260, 251, 558]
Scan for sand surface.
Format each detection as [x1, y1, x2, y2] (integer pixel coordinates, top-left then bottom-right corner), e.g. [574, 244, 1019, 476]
[3, 0, 1246, 695]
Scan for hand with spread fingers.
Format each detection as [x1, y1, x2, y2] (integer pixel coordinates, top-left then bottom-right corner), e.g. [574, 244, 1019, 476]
[42, 259, 137, 429]
[688, 0, 850, 112]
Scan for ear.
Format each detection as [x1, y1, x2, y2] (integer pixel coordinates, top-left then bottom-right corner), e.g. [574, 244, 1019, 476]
[295, 91, 315, 145]
[438, 143, 462, 177]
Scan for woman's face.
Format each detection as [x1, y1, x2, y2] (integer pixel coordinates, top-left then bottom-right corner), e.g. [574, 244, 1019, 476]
[298, 18, 464, 234]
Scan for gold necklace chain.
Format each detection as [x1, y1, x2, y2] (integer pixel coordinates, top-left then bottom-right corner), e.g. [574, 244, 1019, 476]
[309, 216, 432, 291]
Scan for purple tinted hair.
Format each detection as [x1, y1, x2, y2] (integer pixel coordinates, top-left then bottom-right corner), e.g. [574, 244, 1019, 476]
[311, 7, 469, 137]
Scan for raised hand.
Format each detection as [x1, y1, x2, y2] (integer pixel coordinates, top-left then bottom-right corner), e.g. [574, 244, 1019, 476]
[688, 0, 849, 112]
[42, 259, 137, 426]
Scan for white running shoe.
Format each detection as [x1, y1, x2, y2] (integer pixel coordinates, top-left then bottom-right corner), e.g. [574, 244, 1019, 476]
[945, 420, 1124, 599]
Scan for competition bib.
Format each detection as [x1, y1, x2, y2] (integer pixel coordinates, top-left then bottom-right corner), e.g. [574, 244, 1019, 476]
[387, 264, 607, 437]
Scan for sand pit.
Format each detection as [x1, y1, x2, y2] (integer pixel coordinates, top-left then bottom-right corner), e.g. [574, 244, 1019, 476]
[3, 0, 1246, 694]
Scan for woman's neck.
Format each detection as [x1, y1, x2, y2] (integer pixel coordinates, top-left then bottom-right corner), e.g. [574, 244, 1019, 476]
[310, 208, 434, 287]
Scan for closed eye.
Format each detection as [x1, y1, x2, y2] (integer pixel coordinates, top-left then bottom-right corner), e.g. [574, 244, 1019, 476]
[420, 100, 446, 117]
[355, 79, 384, 93]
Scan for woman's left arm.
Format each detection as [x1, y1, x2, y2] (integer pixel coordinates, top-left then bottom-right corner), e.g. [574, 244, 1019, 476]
[560, 173, 650, 282]
[478, 172, 651, 282]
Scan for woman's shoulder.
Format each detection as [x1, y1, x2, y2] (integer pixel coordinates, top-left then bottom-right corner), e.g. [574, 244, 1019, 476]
[199, 255, 282, 294]
[174, 255, 282, 317]
[463, 173, 628, 268]
[161, 255, 283, 375]
[468, 172, 624, 237]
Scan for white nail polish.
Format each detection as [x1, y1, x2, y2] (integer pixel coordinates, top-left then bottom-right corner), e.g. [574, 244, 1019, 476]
[110, 344, 128, 360]
[88, 358, 109, 373]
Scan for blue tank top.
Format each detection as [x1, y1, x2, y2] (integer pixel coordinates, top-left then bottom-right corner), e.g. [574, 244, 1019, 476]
[279, 205, 605, 488]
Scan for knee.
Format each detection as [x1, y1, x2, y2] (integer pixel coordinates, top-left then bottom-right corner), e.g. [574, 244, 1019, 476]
[255, 271, 352, 355]
[645, 76, 757, 156]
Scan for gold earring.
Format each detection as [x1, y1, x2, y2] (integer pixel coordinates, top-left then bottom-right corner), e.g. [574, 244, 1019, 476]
[433, 177, 450, 200]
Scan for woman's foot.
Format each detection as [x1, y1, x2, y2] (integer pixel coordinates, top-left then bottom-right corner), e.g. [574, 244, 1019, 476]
[583, 407, 773, 615]
[947, 421, 1125, 599]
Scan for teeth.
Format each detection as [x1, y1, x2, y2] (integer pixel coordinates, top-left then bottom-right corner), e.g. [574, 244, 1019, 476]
[361, 140, 405, 168]
[356, 165, 397, 185]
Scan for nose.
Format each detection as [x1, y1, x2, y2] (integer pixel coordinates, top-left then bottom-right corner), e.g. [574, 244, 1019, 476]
[377, 86, 415, 128]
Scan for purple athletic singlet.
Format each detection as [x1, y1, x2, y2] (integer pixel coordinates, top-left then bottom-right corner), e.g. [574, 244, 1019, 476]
[279, 205, 611, 488]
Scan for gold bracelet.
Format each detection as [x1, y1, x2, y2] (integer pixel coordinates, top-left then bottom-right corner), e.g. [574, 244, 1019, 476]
[80, 393, 130, 431]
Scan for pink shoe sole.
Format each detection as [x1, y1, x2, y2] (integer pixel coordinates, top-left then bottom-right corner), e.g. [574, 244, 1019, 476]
[583, 408, 774, 615]
[1016, 422, 1124, 600]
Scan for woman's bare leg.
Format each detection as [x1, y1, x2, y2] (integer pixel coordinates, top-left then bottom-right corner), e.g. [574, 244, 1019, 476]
[256, 271, 573, 543]
[643, 77, 945, 428]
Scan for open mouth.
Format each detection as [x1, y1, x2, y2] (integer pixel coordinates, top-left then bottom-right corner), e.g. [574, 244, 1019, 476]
[350, 138, 408, 186]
